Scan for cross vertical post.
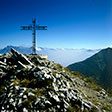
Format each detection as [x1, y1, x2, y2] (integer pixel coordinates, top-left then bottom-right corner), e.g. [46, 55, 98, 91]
[32, 19, 36, 54]
[21, 18, 47, 54]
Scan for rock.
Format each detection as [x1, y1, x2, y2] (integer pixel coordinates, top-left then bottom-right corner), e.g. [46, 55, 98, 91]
[100, 89, 107, 98]
[60, 93, 65, 98]
[0, 61, 6, 66]
[63, 100, 69, 109]
[40, 55, 48, 60]
[35, 98, 41, 105]
[51, 95, 60, 103]
[23, 95, 27, 99]
[28, 92, 35, 96]
[39, 102, 46, 110]
[23, 108, 28, 112]
[0, 65, 6, 71]
[18, 98, 22, 105]
[52, 83, 58, 91]
[44, 100, 52, 107]
[11, 48, 34, 66]
[30, 56, 41, 65]
[17, 61, 28, 70]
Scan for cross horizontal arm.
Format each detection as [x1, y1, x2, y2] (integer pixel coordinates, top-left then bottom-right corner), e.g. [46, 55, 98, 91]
[36, 26, 47, 30]
[21, 26, 32, 30]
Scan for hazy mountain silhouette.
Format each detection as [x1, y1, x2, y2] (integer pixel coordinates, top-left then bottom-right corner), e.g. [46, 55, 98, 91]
[67, 48, 112, 89]
[0, 45, 100, 66]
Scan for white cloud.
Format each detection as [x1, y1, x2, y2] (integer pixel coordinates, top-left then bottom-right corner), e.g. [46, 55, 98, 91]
[37, 48, 100, 66]
[0, 46, 101, 67]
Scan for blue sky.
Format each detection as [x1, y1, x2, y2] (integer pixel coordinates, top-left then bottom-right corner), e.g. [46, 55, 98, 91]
[0, 0, 112, 49]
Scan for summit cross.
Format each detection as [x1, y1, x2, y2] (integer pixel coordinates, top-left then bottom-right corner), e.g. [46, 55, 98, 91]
[21, 18, 47, 54]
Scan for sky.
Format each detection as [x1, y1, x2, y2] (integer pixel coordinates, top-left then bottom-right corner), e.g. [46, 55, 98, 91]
[0, 0, 112, 49]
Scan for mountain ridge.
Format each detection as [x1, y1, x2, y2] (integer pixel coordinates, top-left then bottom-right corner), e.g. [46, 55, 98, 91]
[67, 47, 112, 89]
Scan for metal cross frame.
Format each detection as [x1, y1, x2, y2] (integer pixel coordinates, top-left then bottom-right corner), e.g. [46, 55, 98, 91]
[21, 18, 47, 54]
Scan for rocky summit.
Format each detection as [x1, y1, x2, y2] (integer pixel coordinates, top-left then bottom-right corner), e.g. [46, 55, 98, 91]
[0, 48, 112, 112]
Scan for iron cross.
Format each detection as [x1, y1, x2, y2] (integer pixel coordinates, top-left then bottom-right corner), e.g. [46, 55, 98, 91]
[21, 18, 47, 54]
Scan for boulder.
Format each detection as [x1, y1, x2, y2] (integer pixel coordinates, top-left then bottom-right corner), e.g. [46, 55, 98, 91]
[11, 48, 34, 67]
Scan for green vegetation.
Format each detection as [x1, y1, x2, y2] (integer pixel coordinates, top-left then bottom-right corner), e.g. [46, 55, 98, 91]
[0, 85, 5, 93]
[21, 79, 30, 87]
[52, 70, 57, 76]
[56, 64, 63, 71]
[67, 105, 81, 112]
[101, 103, 112, 111]
[85, 77, 102, 91]
[67, 105, 76, 112]
[107, 89, 112, 96]
[32, 89, 45, 96]
[71, 71, 83, 78]
[23, 99, 31, 109]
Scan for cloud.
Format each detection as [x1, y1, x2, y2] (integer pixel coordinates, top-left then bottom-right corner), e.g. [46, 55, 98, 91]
[37, 48, 100, 66]
[0, 46, 101, 67]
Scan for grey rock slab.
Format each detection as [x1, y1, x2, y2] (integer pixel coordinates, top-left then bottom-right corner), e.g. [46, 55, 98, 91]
[52, 95, 60, 103]
[35, 98, 41, 105]
[63, 100, 69, 109]
[11, 48, 34, 66]
[28, 92, 35, 96]
[44, 100, 52, 107]
[0, 61, 6, 66]
[23, 108, 28, 112]
[52, 83, 58, 92]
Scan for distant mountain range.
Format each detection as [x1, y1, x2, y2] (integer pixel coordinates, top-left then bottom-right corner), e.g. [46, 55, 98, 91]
[0, 45, 100, 66]
[67, 48, 112, 89]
